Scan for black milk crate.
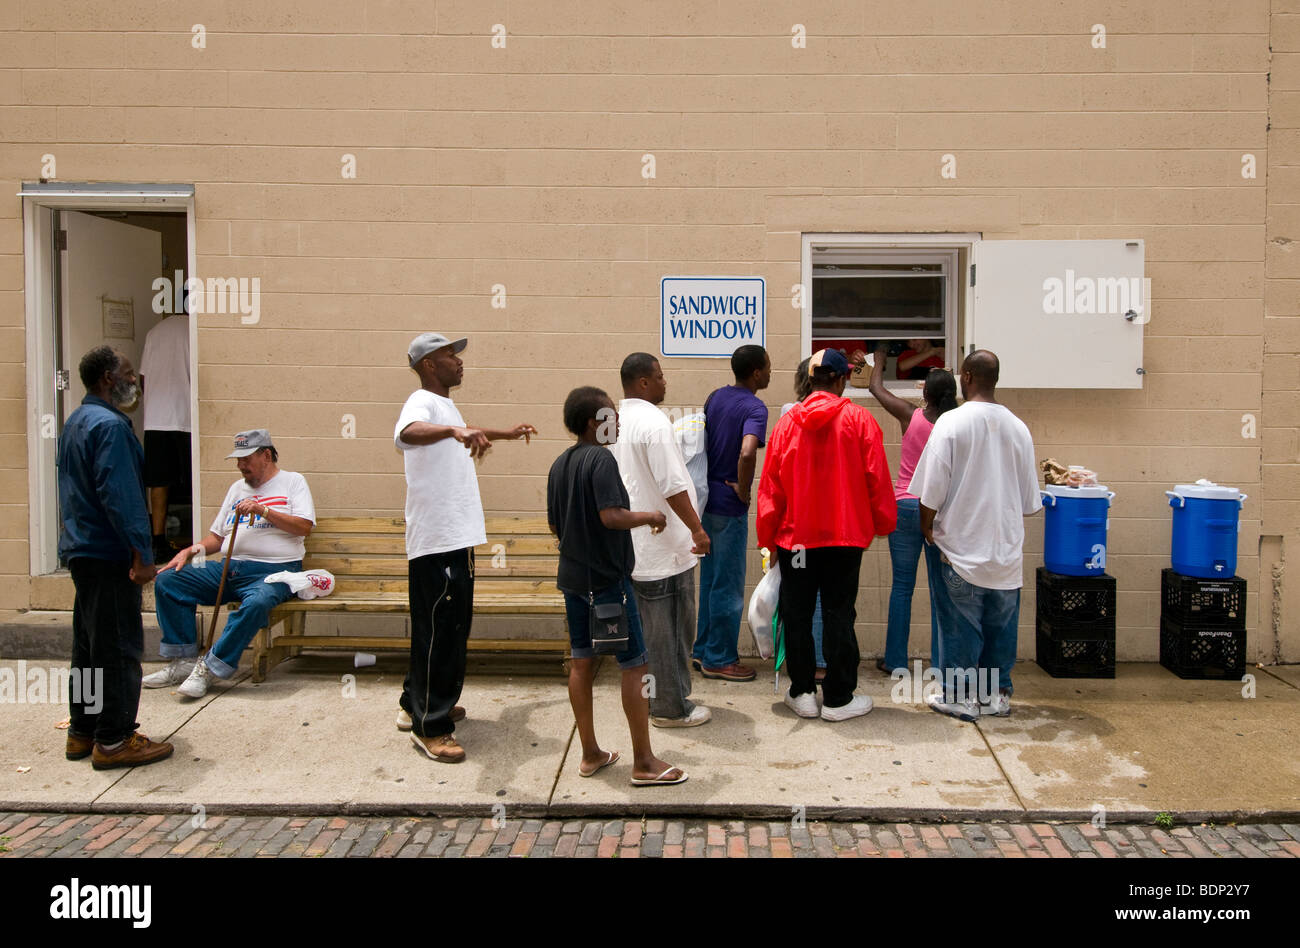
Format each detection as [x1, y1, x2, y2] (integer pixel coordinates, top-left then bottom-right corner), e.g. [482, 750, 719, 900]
[1035, 616, 1116, 679]
[1036, 567, 1116, 629]
[1160, 569, 1246, 630]
[1159, 615, 1246, 680]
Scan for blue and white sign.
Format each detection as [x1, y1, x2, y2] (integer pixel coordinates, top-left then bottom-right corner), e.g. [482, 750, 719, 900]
[661, 276, 766, 358]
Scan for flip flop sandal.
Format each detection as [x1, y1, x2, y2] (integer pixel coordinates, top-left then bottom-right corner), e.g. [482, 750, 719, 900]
[630, 767, 689, 787]
[579, 749, 619, 778]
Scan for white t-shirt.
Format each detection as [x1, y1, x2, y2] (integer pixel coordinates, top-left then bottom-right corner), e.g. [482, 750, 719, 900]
[907, 401, 1042, 590]
[210, 470, 316, 563]
[140, 313, 190, 432]
[395, 389, 487, 559]
[610, 398, 699, 582]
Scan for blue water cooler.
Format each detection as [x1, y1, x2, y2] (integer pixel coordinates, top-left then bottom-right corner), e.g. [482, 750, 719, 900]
[1165, 483, 1247, 579]
[1040, 485, 1115, 576]
[1037, 486, 1117, 677]
[1162, 482, 1248, 679]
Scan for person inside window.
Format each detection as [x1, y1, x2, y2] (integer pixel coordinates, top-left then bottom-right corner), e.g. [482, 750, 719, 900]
[896, 339, 946, 381]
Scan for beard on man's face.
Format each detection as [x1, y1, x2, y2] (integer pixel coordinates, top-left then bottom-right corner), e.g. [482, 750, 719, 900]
[110, 375, 141, 412]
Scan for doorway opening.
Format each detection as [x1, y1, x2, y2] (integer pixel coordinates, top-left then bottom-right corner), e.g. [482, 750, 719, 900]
[22, 184, 198, 581]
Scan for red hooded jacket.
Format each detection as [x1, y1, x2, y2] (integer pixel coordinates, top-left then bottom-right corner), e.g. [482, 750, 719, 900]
[756, 390, 897, 551]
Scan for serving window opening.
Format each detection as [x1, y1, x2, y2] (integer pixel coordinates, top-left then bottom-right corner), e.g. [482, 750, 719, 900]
[805, 238, 966, 398]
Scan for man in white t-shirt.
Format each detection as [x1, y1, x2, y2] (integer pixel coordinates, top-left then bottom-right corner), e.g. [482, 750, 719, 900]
[610, 353, 712, 728]
[139, 309, 191, 564]
[909, 350, 1042, 722]
[395, 332, 537, 763]
[147, 429, 316, 698]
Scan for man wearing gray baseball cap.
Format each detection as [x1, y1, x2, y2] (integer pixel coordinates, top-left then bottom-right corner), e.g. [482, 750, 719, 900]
[148, 428, 316, 697]
[395, 333, 538, 762]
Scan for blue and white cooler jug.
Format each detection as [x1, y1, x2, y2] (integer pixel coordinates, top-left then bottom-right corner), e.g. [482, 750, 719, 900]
[1040, 485, 1115, 576]
[1165, 481, 1247, 579]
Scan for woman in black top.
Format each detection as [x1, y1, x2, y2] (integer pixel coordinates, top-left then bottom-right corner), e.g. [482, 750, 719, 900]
[547, 386, 687, 787]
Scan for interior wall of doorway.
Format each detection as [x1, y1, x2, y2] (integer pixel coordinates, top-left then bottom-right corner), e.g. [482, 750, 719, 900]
[72, 210, 188, 434]
[60, 211, 166, 435]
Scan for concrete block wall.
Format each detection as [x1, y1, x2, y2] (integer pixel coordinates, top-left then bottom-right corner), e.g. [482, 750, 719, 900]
[1263, 0, 1300, 663]
[0, 0, 1293, 662]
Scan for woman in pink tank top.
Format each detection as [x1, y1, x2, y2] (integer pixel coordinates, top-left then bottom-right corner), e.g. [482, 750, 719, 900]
[867, 346, 958, 674]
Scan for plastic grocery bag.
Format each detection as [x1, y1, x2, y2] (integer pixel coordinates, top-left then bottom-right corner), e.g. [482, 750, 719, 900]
[672, 412, 709, 515]
[263, 569, 336, 600]
[746, 560, 779, 660]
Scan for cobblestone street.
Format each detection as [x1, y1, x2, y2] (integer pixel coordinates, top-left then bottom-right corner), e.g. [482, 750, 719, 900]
[2, 811, 1297, 859]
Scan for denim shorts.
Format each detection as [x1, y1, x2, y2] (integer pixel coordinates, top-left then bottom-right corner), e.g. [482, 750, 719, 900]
[563, 576, 648, 670]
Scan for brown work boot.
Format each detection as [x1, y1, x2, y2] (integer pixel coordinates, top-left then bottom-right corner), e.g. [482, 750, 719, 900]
[700, 662, 757, 682]
[395, 705, 466, 731]
[410, 732, 466, 763]
[91, 732, 175, 771]
[65, 731, 93, 761]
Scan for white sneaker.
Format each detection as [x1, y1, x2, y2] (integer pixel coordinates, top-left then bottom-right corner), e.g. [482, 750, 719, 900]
[142, 659, 194, 689]
[177, 657, 213, 698]
[783, 691, 820, 718]
[979, 692, 1011, 717]
[395, 708, 412, 731]
[925, 692, 978, 722]
[821, 694, 873, 722]
[652, 705, 712, 728]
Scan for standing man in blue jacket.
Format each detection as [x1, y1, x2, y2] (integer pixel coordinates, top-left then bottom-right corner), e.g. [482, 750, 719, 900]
[56, 345, 174, 770]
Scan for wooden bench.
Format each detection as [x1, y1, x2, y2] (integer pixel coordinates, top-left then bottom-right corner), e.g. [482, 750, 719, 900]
[250, 516, 567, 681]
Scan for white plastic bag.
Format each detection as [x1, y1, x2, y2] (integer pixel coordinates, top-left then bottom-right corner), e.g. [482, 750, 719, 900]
[746, 560, 779, 660]
[672, 411, 709, 515]
[263, 569, 336, 600]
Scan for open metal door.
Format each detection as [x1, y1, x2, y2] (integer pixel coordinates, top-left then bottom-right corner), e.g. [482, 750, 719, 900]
[60, 211, 164, 439]
[971, 239, 1146, 389]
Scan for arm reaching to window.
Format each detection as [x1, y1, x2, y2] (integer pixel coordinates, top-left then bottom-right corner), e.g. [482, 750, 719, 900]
[868, 345, 918, 431]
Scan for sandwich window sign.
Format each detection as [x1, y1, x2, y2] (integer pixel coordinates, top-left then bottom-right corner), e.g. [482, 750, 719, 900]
[661, 277, 766, 358]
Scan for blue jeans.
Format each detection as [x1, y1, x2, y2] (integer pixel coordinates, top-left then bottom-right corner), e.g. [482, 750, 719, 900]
[694, 512, 748, 668]
[931, 560, 1019, 702]
[885, 498, 944, 670]
[631, 570, 697, 719]
[563, 576, 649, 670]
[155, 558, 299, 678]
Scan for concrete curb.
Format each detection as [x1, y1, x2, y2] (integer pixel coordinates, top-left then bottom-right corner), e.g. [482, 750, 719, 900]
[3, 798, 1297, 824]
[0, 612, 163, 659]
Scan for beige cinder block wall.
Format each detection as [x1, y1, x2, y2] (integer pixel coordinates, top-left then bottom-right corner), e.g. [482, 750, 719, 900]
[1263, 2, 1300, 663]
[0, 1, 1292, 661]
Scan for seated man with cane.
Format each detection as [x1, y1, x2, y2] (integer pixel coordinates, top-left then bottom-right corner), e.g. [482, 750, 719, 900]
[146, 429, 316, 698]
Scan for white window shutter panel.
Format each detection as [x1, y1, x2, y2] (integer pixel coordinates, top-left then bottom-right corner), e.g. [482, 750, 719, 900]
[971, 240, 1146, 389]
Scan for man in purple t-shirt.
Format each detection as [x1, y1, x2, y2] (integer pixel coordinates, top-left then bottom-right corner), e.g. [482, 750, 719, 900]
[693, 344, 771, 681]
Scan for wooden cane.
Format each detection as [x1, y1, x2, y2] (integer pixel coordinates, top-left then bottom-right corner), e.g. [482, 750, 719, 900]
[204, 510, 243, 653]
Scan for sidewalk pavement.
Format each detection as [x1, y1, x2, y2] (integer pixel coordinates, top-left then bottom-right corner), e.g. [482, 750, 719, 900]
[0, 655, 1296, 822]
[3, 812, 1296, 858]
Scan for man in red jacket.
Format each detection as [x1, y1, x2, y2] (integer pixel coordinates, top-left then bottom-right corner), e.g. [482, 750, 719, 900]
[757, 348, 896, 721]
